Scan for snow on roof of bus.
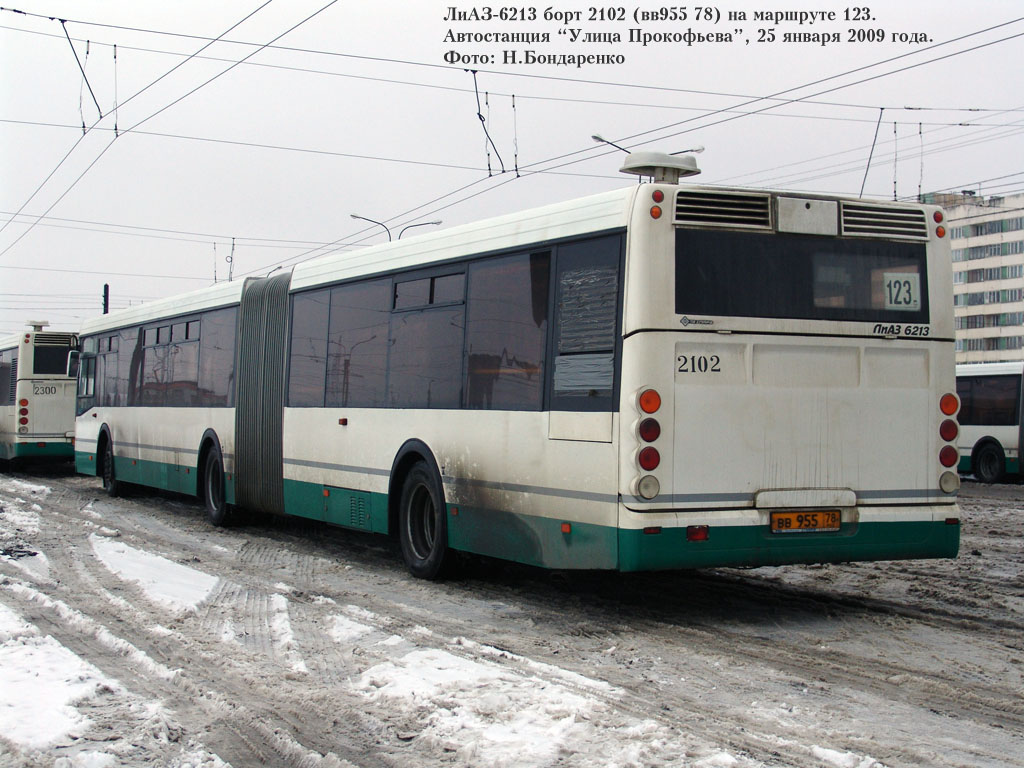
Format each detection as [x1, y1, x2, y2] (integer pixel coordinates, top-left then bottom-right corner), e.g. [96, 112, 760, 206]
[290, 186, 638, 292]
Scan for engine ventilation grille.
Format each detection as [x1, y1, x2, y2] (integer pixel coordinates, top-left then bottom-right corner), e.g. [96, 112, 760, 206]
[841, 202, 928, 240]
[674, 190, 771, 229]
[33, 332, 77, 346]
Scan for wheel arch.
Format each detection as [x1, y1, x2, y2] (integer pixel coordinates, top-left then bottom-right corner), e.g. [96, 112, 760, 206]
[388, 438, 444, 537]
[95, 424, 115, 478]
[971, 437, 1005, 482]
[196, 428, 224, 500]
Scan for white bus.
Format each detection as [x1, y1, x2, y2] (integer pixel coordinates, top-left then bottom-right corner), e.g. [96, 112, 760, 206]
[74, 153, 961, 578]
[1, 322, 79, 465]
[955, 362, 1023, 483]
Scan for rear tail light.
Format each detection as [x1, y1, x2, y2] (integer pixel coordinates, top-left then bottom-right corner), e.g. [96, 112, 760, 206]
[939, 445, 958, 468]
[639, 389, 661, 414]
[939, 393, 959, 416]
[939, 419, 958, 442]
[686, 525, 709, 542]
[638, 447, 660, 471]
[638, 418, 661, 442]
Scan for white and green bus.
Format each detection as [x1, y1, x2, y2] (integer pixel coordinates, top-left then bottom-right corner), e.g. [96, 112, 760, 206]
[955, 361, 1023, 483]
[1, 323, 79, 464]
[74, 153, 961, 578]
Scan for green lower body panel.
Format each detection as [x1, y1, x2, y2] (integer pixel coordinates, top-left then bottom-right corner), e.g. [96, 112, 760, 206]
[446, 506, 619, 570]
[3, 440, 74, 461]
[958, 455, 1019, 475]
[71, 457, 961, 571]
[618, 519, 961, 571]
[281, 478, 388, 533]
[74, 449, 235, 501]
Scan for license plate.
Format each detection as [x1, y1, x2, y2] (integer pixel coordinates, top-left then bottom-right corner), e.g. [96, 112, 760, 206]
[770, 510, 841, 534]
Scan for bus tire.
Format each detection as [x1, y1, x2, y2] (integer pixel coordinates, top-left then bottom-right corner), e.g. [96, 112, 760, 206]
[203, 447, 234, 526]
[101, 437, 122, 497]
[398, 461, 452, 580]
[974, 442, 1004, 484]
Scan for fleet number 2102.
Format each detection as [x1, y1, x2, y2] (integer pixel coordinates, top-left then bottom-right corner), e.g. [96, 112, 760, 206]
[677, 355, 721, 373]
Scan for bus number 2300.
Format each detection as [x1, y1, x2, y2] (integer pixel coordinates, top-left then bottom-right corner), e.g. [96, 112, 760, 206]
[677, 354, 721, 374]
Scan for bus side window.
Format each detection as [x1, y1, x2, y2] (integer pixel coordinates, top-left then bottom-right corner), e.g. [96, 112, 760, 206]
[0, 349, 14, 406]
[550, 235, 622, 411]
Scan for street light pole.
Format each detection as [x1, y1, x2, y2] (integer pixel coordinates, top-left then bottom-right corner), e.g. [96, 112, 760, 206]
[398, 220, 442, 239]
[350, 214, 391, 241]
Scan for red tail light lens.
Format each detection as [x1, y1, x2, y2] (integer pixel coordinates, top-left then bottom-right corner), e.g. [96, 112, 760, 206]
[939, 393, 958, 416]
[939, 419, 958, 442]
[686, 525, 709, 542]
[18, 417, 28, 425]
[638, 447, 661, 471]
[638, 418, 661, 442]
[939, 445, 958, 467]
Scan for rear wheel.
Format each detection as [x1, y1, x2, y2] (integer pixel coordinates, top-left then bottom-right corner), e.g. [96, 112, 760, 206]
[398, 461, 452, 580]
[974, 442, 1004, 484]
[101, 438, 122, 497]
[203, 447, 233, 526]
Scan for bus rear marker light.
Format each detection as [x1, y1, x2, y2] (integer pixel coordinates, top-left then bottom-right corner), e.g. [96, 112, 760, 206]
[18, 398, 28, 407]
[643, 526, 662, 535]
[650, 205, 663, 219]
[945, 517, 960, 526]
[686, 525, 709, 542]
[638, 447, 660, 471]
[652, 189, 664, 203]
[939, 445, 958, 468]
[933, 211, 944, 223]
[638, 418, 661, 442]
[561, 523, 572, 534]
[338, 418, 348, 426]
[638, 389, 661, 414]
[936, 226, 946, 238]
[939, 393, 958, 416]
[939, 419, 958, 442]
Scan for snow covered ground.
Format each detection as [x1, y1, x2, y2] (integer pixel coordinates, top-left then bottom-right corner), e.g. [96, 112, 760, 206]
[0, 470, 1021, 767]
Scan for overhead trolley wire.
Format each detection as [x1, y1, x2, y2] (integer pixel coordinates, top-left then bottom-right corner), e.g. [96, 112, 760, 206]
[0, 0, 341, 262]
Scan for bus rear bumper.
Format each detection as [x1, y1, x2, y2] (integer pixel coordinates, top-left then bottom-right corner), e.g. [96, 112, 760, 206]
[616, 505, 961, 571]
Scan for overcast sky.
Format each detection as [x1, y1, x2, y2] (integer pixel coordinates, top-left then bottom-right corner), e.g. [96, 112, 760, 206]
[2, 0, 1023, 335]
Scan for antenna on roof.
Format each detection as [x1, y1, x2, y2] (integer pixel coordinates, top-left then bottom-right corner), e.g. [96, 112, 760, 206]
[619, 151, 701, 184]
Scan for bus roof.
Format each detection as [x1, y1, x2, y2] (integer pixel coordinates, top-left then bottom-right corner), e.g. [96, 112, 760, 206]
[956, 361, 1024, 376]
[290, 186, 638, 292]
[78, 186, 638, 335]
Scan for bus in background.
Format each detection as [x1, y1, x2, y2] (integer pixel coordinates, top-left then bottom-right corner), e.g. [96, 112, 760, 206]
[955, 362, 1023, 483]
[73, 152, 961, 579]
[1, 322, 79, 465]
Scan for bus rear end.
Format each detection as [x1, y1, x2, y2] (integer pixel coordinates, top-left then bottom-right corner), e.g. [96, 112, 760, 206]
[0, 328, 78, 463]
[618, 184, 960, 570]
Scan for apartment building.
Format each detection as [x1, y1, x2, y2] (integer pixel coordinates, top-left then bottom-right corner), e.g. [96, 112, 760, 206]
[931, 191, 1024, 363]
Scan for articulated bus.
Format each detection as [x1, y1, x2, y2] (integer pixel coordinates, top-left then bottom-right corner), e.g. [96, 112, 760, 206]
[74, 153, 961, 578]
[1, 323, 79, 464]
[955, 362, 1023, 483]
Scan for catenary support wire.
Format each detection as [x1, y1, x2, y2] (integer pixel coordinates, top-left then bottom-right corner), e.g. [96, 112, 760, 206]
[61, 20, 102, 120]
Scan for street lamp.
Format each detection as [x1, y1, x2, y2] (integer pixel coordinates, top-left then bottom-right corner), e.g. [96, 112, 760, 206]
[350, 214, 391, 241]
[399, 220, 442, 239]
